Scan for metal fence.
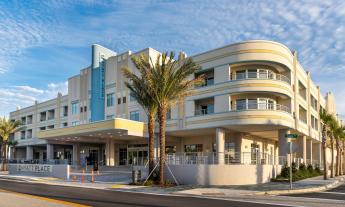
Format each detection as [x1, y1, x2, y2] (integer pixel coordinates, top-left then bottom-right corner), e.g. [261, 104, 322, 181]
[166, 152, 278, 165]
[6, 159, 69, 165]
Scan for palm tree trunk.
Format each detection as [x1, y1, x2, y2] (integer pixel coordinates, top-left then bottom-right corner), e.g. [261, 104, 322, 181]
[158, 106, 167, 186]
[322, 125, 327, 180]
[331, 133, 335, 178]
[148, 112, 155, 176]
[343, 140, 345, 175]
[336, 138, 340, 177]
[5, 144, 8, 171]
[1, 143, 6, 171]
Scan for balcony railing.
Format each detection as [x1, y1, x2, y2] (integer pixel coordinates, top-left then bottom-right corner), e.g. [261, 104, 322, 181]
[195, 107, 214, 116]
[233, 71, 290, 84]
[233, 103, 290, 113]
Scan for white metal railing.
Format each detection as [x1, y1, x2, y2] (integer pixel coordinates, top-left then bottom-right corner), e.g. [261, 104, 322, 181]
[195, 108, 214, 116]
[166, 152, 278, 165]
[233, 103, 290, 113]
[7, 159, 69, 165]
[232, 71, 290, 84]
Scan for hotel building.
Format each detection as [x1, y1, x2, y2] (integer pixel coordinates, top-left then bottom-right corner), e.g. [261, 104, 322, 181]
[9, 40, 340, 185]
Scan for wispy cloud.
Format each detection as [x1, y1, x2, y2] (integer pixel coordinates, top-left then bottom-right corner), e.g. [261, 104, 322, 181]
[0, 82, 67, 117]
[0, 0, 345, 116]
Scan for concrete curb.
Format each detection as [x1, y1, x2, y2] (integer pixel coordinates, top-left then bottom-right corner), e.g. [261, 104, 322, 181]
[255, 177, 345, 195]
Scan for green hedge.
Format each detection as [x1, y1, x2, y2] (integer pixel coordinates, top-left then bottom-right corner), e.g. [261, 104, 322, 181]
[272, 163, 322, 182]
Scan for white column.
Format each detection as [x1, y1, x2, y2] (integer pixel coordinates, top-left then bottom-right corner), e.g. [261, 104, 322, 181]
[216, 128, 225, 164]
[302, 136, 307, 163]
[72, 143, 80, 165]
[105, 139, 115, 166]
[109, 140, 115, 166]
[278, 129, 290, 157]
[308, 139, 313, 165]
[26, 146, 33, 160]
[46, 144, 54, 160]
[105, 139, 110, 166]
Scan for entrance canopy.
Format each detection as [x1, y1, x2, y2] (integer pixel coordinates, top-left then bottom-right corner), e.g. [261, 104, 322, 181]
[37, 118, 147, 142]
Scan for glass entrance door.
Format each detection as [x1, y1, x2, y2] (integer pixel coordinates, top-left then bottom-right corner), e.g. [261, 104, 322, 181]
[127, 145, 148, 166]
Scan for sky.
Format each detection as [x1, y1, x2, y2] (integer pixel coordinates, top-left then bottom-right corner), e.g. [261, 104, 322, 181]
[1, 0, 345, 117]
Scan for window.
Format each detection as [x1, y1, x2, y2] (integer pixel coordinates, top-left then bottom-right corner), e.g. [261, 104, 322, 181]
[20, 131, 25, 140]
[71, 102, 79, 115]
[247, 69, 257, 79]
[80, 107, 83, 113]
[106, 115, 114, 120]
[247, 99, 258, 109]
[130, 111, 140, 121]
[84, 106, 87, 112]
[71, 121, 79, 126]
[236, 99, 246, 110]
[130, 92, 136, 102]
[165, 146, 176, 154]
[63, 106, 68, 117]
[47, 125, 54, 129]
[236, 70, 246, 80]
[117, 98, 121, 105]
[62, 122, 68, 127]
[310, 95, 318, 110]
[27, 129, 32, 139]
[123, 97, 126, 104]
[107, 93, 114, 107]
[184, 144, 203, 155]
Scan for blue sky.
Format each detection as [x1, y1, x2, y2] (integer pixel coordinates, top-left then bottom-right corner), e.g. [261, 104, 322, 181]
[1, 0, 345, 117]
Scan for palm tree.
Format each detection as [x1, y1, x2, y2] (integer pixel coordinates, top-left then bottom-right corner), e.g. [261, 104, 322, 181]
[122, 54, 158, 175]
[147, 52, 203, 185]
[0, 117, 22, 171]
[328, 116, 338, 178]
[333, 124, 344, 176]
[320, 109, 333, 180]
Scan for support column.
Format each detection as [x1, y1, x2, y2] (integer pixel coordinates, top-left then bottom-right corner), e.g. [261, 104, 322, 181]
[216, 128, 225, 165]
[109, 140, 115, 166]
[46, 144, 54, 160]
[313, 142, 322, 168]
[307, 139, 313, 165]
[302, 136, 307, 163]
[105, 140, 109, 166]
[72, 143, 80, 165]
[26, 146, 33, 160]
[278, 129, 290, 158]
[105, 139, 115, 166]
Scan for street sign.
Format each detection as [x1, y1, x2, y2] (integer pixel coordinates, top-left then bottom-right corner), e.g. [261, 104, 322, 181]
[285, 134, 298, 138]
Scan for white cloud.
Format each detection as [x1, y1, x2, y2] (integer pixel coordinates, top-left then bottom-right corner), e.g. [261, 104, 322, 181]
[0, 82, 68, 117]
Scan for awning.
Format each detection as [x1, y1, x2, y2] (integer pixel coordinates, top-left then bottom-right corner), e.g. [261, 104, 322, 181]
[37, 118, 147, 142]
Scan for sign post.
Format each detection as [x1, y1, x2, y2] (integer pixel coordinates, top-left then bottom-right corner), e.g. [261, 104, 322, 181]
[285, 133, 298, 190]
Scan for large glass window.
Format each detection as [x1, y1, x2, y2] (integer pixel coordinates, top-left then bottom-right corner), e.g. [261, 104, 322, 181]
[71, 102, 79, 115]
[184, 144, 203, 155]
[130, 111, 140, 121]
[236, 70, 246, 80]
[236, 99, 246, 110]
[247, 99, 258, 109]
[106, 93, 114, 107]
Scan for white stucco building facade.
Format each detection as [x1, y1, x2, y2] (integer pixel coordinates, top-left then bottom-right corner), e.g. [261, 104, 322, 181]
[9, 40, 340, 185]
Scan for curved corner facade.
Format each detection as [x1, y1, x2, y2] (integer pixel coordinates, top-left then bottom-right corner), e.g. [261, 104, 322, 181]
[9, 40, 339, 185]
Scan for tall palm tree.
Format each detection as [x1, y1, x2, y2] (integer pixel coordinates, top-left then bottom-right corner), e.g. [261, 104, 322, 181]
[122, 54, 158, 175]
[328, 116, 338, 178]
[320, 109, 333, 180]
[147, 52, 203, 185]
[334, 124, 344, 176]
[0, 117, 22, 171]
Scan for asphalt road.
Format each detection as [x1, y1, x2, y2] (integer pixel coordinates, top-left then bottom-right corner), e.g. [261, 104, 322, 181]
[0, 180, 290, 207]
[284, 183, 345, 201]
